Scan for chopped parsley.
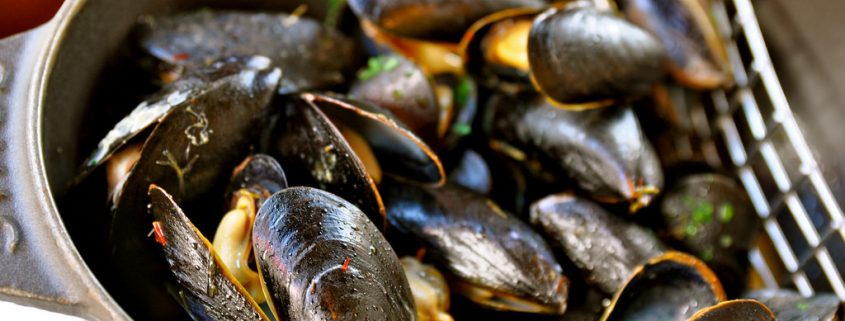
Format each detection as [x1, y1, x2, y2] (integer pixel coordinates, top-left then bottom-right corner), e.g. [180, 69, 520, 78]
[719, 203, 734, 223]
[796, 302, 809, 311]
[452, 123, 472, 136]
[358, 56, 401, 81]
[454, 77, 473, 108]
[324, 0, 345, 28]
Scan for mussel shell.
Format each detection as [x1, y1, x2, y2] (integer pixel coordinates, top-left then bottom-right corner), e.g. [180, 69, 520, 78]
[349, 54, 440, 142]
[660, 173, 755, 296]
[226, 154, 288, 205]
[252, 187, 417, 321]
[559, 288, 608, 321]
[436, 74, 478, 152]
[459, 8, 540, 91]
[348, 0, 547, 41]
[401, 257, 453, 321]
[448, 150, 493, 195]
[273, 95, 385, 226]
[600, 252, 726, 321]
[686, 300, 775, 321]
[305, 93, 445, 185]
[486, 93, 663, 210]
[623, 0, 729, 89]
[79, 56, 272, 179]
[148, 185, 269, 321]
[530, 193, 665, 294]
[137, 10, 359, 94]
[108, 60, 280, 320]
[745, 289, 842, 321]
[528, 4, 665, 106]
[382, 179, 568, 314]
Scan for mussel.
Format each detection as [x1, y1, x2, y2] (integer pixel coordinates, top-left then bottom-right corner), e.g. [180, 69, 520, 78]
[486, 92, 663, 212]
[600, 252, 726, 321]
[253, 187, 417, 321]
[382, 179, 569, 315]
[348, 0, 548, 41]
[137, 10, 360, 94]
[528, 2, 666, 107]
[401, 257, 454, 321]
[622, 0, 730, 89]
[349, 54, 440, 142]
[104, 56, 281, 320]
[530, 193, 666, 294]
[448, 149, 493, 195]
[660, 173, 756, 296]
[745, 289, 843, 321]
[686, 300, 776, 321]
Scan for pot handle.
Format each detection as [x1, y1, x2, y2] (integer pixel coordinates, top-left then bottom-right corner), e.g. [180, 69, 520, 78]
[0, 24, 129, 321]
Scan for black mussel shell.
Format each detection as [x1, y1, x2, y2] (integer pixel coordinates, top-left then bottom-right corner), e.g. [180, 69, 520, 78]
[137, 10, 359, 94]
[79, 56, 272, 179]
[273, 95, 385, 226]
[746, 289, 842, 321]
[305, 93, 445, 185]
[687, 299, 776, 321]
[528, 4, 665, 107]
[530, 193, 666, 294]
[660, 173, 756, 296]
[448, 150, 493, 195]
[148, 185, 269, 321]
[252, 187, 417, 321]
[349, 54, 440, 142]
[623, 0, 730, 89]
[382, 179, 568, 315]
[600, 252, 726, 321]
[226, 154, 288, 205]
[348, 0, 547, 41]
[559, 288, 609, 321]
[486, 93, 663, 212]
[107, 60, 280, 320]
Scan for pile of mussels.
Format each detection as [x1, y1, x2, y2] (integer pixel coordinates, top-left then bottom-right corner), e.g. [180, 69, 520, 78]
[71, 0, 844, 320]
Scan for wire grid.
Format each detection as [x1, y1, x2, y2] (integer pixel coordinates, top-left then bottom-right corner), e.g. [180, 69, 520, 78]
[669, 0, 845, 299]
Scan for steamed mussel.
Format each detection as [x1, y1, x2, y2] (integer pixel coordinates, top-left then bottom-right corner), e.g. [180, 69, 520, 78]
[66, 2, 799, 321]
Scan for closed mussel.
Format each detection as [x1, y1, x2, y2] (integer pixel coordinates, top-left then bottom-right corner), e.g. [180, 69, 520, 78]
[252, 187, 417, 321]
[600, 252, 726, 321]
[528, 2, 665, 108]
[745, 289, 842, 321]
[382, 179, 569, 315]
[137, 10, 359, 94]
[530, 193, 666, 294]
[686, 300, 775, 321]
[486, 93, 663, 212]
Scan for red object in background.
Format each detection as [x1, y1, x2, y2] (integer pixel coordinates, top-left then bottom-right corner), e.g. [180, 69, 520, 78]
[0, 0, 64, 38]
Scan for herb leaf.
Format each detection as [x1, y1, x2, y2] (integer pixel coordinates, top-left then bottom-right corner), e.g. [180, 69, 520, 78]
[358, 56, 402, 81]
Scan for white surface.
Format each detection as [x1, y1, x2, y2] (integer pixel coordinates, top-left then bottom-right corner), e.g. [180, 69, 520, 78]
[0, 301, 86, 321]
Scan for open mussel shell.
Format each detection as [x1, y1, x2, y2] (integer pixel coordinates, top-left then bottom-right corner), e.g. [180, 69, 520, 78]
[79, 56, 272, 179]
[252, 187, 417, 321]
[459, 7, 540, 91]
[108, 59, 280, 320]
[528, 3, 666, 107]
[486, 93, 663, 212]
[745, 289, 842, 321]
[348, 0, 547, 41]
[305, 93, 445, 185]
[349, 54, 440, 142]
[382, 179, 569, 315]
[530, 193, 666, 295]
[148, 185, 269, 321]
[600, 252, 726, 321]
[137, 10, 360, 94]
[686, 300, 775, 321]
[273, 94, 385, 227]
[401, 257, 454, 321]
[226, 154, 288, 205]
[660, 173, 755, 296]
[622, 0, 730, 89]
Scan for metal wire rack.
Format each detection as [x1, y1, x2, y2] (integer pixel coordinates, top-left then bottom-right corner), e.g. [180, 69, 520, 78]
[668, 0, 845, 299]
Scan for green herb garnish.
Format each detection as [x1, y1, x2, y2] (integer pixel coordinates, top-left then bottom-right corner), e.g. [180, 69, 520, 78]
[454, 76, 473, 108]
[392, 89, 403, 99]
[324, 0, 345, 28]
[452, 123, 472, 136]
[796, 302, 809, 311]
[719, 203, 734, 223]
[699, 246, 714, 261]
[692, 201, 714, 225]
[358, 56, 401, 81]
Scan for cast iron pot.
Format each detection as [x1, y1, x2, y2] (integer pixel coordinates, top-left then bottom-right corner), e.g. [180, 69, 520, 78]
[0, 0, 338, 319]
